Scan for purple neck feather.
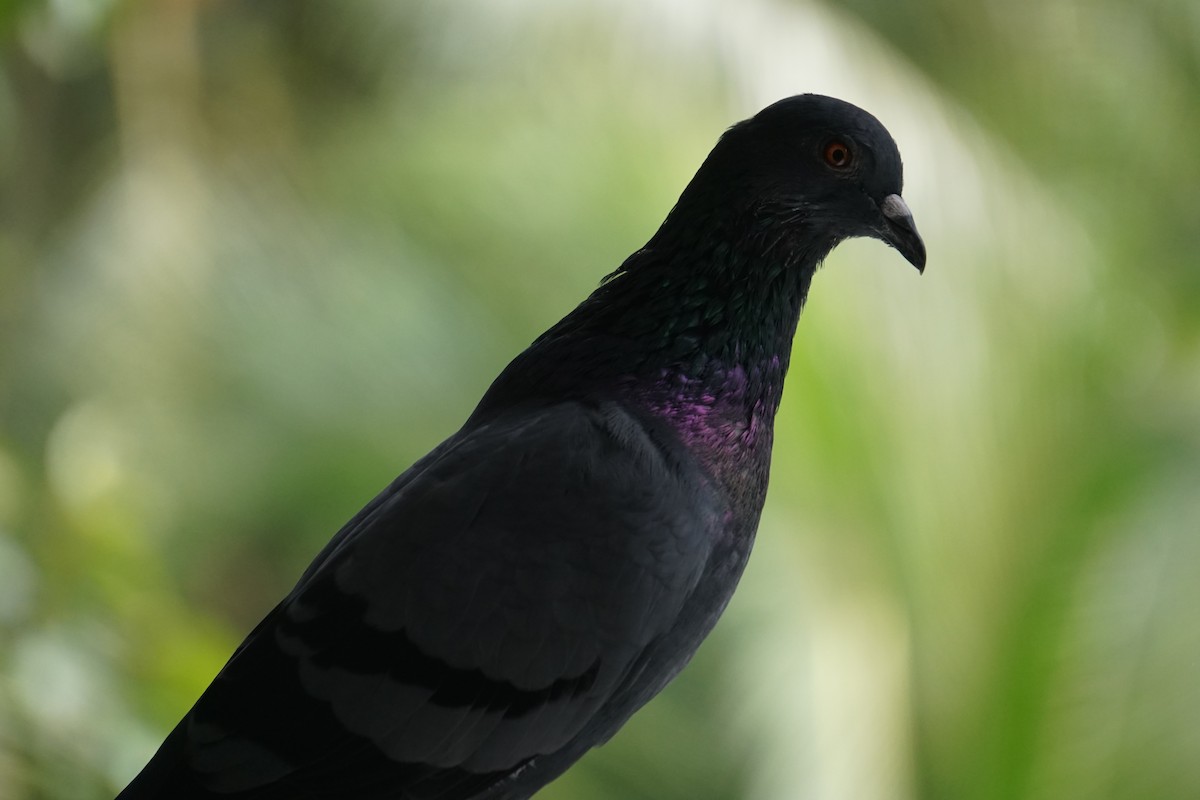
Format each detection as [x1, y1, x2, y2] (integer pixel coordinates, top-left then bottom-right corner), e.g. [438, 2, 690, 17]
[640, 351, 789, 481]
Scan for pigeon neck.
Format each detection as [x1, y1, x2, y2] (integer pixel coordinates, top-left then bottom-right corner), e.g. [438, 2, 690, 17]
[501, 209, 833, 475]
[473, 209, 833, 467]
[606, 220, 821, 467]
[601, 210, 826, 401]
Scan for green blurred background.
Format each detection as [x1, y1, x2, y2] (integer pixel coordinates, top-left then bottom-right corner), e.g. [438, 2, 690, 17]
[1, 0, 1198, 798]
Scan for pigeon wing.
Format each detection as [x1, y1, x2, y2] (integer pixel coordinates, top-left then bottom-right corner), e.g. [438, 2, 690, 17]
[173, 400, 720, 798]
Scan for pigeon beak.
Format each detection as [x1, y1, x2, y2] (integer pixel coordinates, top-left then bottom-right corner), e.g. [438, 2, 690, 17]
[878, 194, 926, 273]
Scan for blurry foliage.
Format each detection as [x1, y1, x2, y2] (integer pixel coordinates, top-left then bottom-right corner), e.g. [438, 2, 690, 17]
[0, 1, 1197, 799]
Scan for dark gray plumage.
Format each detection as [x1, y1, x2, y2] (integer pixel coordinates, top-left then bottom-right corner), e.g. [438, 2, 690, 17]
[117, 94, 924, 800]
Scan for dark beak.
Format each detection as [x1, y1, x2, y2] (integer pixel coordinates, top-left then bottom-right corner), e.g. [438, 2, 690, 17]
[878, 194, 926, 273]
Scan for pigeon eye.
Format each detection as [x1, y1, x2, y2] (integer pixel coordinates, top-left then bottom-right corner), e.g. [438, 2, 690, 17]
[823, 140, 853, 170]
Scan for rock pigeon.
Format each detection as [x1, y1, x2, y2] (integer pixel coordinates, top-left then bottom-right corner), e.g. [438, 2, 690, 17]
[117, 94, 925, 800]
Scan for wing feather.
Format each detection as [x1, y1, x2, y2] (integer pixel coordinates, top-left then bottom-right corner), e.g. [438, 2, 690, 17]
[171, 400, 721, 796]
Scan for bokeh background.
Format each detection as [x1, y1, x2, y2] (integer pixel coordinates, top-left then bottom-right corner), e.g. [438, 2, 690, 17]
[1, 0, 1198, 798]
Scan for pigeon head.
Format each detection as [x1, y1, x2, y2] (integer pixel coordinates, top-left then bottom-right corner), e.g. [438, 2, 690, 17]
[675, 94, 926, 272]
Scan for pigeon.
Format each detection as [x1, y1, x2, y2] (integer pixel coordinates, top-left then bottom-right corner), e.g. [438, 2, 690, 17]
[117, 94, 925, 800]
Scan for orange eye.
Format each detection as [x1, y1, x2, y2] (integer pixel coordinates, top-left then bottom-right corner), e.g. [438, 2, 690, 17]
[823, 140, 853, 169]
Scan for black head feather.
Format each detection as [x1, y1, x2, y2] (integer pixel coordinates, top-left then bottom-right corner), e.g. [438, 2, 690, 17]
[667, 94, 924, 271]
